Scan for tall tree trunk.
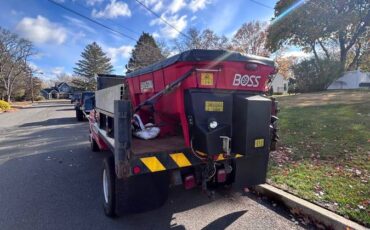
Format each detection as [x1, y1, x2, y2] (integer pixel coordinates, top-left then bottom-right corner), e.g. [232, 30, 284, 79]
[311, 43, 322, 72]
[338, 32, 347, 72]
[7, 94, 10, 102]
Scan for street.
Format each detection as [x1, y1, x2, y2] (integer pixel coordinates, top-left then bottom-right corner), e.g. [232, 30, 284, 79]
[0, 102, 303, 230]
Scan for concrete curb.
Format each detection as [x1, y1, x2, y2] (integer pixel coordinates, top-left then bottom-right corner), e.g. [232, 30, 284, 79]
[10, 105, 32, 109]
[254, 184, 367, 230]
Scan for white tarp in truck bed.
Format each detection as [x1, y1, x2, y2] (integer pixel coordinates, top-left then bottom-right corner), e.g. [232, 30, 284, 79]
[95, 84, 125, 114]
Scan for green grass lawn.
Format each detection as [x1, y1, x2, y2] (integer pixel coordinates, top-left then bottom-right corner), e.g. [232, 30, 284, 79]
[267, 90, 370, 226]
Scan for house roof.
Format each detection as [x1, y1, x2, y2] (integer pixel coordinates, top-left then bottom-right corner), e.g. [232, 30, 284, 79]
[56, 82, 70, 89]
[42, 88, 58, 93]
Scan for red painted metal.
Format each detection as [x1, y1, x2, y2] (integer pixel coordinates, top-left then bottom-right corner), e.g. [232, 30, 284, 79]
[125, 60, 276, 147]
[89, 110, 109, 151]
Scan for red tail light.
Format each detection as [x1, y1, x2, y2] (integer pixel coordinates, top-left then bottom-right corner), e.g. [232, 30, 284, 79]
[217, 169, 226, 183]
[184, 175, 196, 190]
[133, 166, 141, 174]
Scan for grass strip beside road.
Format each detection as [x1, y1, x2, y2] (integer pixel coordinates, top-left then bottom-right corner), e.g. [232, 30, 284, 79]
[268, 90, 370, 226]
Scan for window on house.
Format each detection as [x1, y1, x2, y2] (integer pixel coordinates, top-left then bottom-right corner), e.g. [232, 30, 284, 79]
[284, 83, 287, 91]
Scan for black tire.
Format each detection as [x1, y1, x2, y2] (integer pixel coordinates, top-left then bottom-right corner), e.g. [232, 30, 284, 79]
[102, 155, 169, 217]
[103, 156, 116, 217]
[90, 136, 100, 152]
[76, 109, 83, 121]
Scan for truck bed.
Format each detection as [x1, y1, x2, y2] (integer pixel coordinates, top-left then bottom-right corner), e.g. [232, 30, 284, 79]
[131, 135, 186, 155]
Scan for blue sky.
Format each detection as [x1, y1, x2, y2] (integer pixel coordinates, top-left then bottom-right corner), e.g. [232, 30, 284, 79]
[0, 0, 278, 79]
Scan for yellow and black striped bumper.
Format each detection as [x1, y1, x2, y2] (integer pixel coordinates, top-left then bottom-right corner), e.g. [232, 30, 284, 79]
[129, 149, 243, 175]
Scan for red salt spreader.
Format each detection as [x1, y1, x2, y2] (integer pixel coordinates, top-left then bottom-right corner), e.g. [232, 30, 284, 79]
[88, 49, 279, 217]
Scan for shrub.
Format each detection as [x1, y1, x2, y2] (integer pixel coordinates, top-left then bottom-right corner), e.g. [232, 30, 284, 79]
[0, 100, 11, 111]
[292, 58, 342, 93]
[35, 96, 45, 101]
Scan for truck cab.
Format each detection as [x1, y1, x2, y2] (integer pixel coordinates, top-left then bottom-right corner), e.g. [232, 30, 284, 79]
[75, 91, 94, 121]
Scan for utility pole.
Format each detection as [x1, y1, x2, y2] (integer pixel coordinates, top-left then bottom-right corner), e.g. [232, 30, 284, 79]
[29, 69, 34, 103]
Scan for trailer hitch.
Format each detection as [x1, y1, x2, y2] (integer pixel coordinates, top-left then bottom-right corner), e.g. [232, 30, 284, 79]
[201, 160, 217, 198]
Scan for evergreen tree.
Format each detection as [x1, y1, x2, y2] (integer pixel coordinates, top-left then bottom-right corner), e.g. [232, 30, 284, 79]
[73, 42, 113, 90]
[126, 33, 164, 73]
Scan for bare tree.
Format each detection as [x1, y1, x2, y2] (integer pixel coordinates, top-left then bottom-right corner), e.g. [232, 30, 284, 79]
[231, 21, 270, 57]
[0, 28, 34, 102]
[173, 28, 230, 52]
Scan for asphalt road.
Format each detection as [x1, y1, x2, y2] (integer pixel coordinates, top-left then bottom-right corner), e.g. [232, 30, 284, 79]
[0, 102, 304, 230]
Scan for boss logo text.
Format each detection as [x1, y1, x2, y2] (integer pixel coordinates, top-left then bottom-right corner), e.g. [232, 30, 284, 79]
[233, 74, 261, 87]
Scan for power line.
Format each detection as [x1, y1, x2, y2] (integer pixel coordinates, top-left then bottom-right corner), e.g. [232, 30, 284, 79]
[48, 0, 167, 67]
[48, 0, 138, 42]
[134, 0, 191, 40]
[249, 0, 274, 10]
[71, 1, 141, 36]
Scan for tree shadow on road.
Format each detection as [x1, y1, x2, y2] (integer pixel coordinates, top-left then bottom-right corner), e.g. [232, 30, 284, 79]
[19, 117, 82, 127]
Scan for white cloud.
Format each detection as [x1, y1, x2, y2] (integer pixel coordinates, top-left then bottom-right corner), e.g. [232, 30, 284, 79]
[168, 0, 186, 13]
[86, 0, 103, 6]
[190, 15, 197, 21]
[92, 0, 131, 18]
[189, 0, 212, 12]
[51, 67, 65, 75]
[105, 45, 133, 64]
[281, 50, 311, 58]
[143, 0, 159, 5]
[63, 15, 96, 33]
[152, 1, 163, 12]
[150, 13, 187, 38]
[16, 15, 67, 45]
[28, 61, 41, 72]
[152, 32, 160, 38]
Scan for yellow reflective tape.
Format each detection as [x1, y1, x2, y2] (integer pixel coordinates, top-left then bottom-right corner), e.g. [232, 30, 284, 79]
[170, 153, 191, 168]
[235, 154, 243, 158]
[217, 154, 225, 161]
[140, 157, 166, 172]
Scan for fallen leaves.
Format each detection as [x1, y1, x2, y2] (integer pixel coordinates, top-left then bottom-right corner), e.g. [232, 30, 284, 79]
[270, 146, 294, 166]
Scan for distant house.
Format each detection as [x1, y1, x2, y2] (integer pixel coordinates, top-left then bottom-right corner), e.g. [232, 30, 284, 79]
[271, 74, 289, 94]
[41, 82, 73, 99]
[328, 70, 370, 90]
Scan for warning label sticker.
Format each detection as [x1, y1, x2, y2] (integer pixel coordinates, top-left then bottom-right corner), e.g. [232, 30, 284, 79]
[200, 73, 214, 86]
[205, 101, 223, 112]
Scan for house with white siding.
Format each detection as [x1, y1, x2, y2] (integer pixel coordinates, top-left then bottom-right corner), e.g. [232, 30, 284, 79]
[271, 74, 289, 94]
[328, 70, 370, 89]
